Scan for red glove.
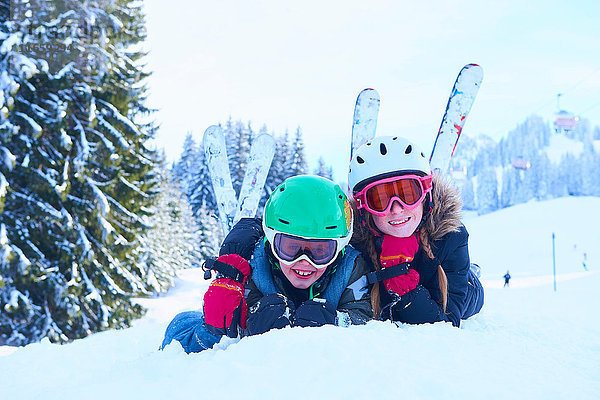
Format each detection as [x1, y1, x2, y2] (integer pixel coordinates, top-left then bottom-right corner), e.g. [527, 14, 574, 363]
[380, 234, 420, 296]
[203, 254, 251, 338]
[383, 269, 420, 296]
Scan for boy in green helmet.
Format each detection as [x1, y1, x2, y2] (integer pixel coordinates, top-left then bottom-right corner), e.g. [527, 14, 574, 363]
[161, 175, 373, 353]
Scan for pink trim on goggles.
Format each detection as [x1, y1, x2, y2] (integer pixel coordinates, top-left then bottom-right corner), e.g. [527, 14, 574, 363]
[353, 174, 433, 216]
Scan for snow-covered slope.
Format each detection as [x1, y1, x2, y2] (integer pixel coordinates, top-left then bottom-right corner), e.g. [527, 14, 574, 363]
[1, 197, 599, 400]
[545, 134, 585, 163]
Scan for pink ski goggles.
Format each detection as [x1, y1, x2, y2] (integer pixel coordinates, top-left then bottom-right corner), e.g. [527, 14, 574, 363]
[354, 174, 433, 216]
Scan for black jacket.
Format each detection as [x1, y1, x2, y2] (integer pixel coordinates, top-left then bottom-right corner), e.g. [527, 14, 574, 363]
[358, 174, 484, 327]
[379, 225, 483, 327]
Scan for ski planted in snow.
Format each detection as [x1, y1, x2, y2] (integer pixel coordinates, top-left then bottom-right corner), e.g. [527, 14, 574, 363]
[429, 63, 483, 174]
[234, 133, 275, 224]
[350, 88, 380, 161]
[204, 126, 276, 235]
[203, 125, 238, 235]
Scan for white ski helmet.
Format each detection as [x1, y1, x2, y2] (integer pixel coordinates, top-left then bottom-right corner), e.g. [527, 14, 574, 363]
[348, 136, 431, 193]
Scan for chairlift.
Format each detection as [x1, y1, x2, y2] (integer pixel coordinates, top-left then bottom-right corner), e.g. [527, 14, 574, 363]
[554, 94, 578, 133]
[554, 110, 578, 133]
[449, 166, 467, 180]
[511, 158, 531, 170]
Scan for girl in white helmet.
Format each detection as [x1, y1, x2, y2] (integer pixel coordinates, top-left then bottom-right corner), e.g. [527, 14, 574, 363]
[348, 136, 483, 326]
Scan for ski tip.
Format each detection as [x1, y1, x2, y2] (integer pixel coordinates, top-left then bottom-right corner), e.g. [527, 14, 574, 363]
[202, 125, 224, 147]
[358, 88, 380, 97]
[255, 132, 276, 143]
[460, 64, 484, 81]
[203, 124, 222, 137]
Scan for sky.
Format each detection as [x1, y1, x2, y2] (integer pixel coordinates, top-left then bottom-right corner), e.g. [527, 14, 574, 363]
[143, 0, 600, 182]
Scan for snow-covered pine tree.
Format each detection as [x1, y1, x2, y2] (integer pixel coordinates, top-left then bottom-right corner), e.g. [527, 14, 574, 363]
[195, 201, 223, 261]
[226, 120, 252, 195]
[476, 167, 499, 215]
[557, 153, 577, 196]
[0, 0, 159, 345]
[140, 166, 201, 292]
[579, 145, 597, 196]
[573, 117, 593, 144]
[531, 152, 551, 200]
[287, 126, 307, 176]
[592, 150, 600, 196]
[460, 179, 477, 211]
[67, 0, 162, 306]
[264, 128, 289, 193]
[188, 140, 216, 216]
[500, 167, 517, 208]
[313, 156, 333, 180]
[1, 2, 90, 345]
[173, 132, 198, 195]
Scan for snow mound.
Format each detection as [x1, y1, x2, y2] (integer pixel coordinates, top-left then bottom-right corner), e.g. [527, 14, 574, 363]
[2, 197, 600, 399]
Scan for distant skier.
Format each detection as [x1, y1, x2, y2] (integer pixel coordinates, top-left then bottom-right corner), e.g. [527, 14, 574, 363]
[504, 271, 511, 287]
[582, 253, 588, 271]
[160, 176, 372, 354]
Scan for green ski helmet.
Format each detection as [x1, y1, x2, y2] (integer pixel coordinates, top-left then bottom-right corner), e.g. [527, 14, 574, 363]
[263, 175, 353, 267]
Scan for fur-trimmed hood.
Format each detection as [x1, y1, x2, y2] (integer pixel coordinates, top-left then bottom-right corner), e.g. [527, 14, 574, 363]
[421, 173, 463, 243]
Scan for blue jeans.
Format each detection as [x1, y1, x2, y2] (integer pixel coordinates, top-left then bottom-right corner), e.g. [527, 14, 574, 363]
[463, 269, 484, 319]
[160, 311, 222, 353]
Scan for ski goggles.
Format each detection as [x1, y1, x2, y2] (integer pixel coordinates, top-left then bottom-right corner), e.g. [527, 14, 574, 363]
[264, 229, 349, 269]
[354, 174, 433, 216]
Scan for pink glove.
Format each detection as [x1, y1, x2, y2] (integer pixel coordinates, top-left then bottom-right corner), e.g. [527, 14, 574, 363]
[203, 254, 251, 337]
[380, 234, 420, 296]
[383, 269, 420, 296]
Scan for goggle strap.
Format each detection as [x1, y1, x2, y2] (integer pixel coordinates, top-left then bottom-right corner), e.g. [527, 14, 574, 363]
[202, 258, 245, 284]
[421, 175, 433, 191]
[366, 262, 411, 285]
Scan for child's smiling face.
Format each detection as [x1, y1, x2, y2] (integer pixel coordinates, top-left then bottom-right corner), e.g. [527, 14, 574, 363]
[279, 259, 327, 289]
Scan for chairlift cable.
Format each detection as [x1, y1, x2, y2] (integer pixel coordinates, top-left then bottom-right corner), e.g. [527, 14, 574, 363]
[577, 99, 600, 115]
[528, 67, 600, 115]
[493, 67, 600, 137]
[557, 66, 600, 98]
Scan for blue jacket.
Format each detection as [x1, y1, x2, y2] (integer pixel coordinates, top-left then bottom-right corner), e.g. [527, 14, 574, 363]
[244, 241, 373, 331]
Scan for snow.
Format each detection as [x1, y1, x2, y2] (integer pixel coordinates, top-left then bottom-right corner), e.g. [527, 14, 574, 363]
[119, 176, 149, 198]
[1, 197, 600, 399]
[1, 147, 15, 170]
[97, 99, 143, 138]
[88, 178, 110, 216]
[0, 174, 6, 198]
[96, 115, 131, 150]
[0, 33, 19, 54]
[545, 134, 584, 164]
[15, 112, 42, 136]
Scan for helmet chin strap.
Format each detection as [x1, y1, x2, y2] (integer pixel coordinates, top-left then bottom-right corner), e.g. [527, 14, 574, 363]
[359, 208, 383, 237]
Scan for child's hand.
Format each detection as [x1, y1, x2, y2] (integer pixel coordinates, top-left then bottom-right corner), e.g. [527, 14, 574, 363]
[203, 254, 251, 338]
[247, 293, 294, 335]
[384, 269, 420, 296]
[293, 299, 337, 327]
[219, 218, 264, 260]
